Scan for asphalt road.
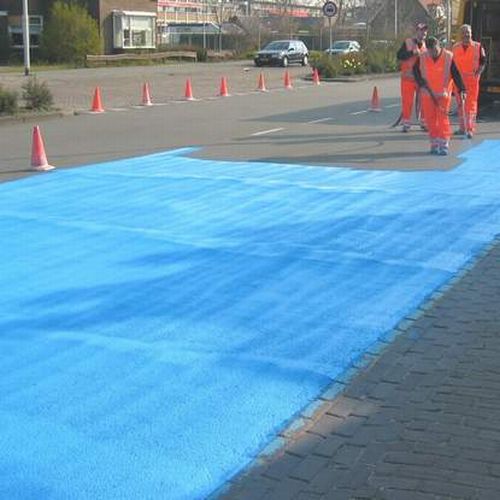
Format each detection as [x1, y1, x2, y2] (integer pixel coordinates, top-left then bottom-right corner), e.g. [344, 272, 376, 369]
[0, 61, 499, 183]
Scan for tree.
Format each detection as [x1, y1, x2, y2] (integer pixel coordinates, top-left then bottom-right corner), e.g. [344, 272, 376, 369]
[40, 1, 101, 65]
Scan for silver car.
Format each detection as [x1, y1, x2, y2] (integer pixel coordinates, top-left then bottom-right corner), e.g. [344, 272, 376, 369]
[325, 40, 361, 55]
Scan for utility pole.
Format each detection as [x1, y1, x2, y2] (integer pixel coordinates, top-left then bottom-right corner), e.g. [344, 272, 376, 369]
[394, 0, 398, 39]
[218, 0, 223, 52]
[446, 0, 452, 44]
[22, 0, 30, 76]
[202, 0, 206, 49]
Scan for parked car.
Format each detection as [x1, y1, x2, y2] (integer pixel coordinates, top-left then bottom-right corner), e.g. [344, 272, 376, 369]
[325, 40, 361, 55]
[254, 40, 309, 67]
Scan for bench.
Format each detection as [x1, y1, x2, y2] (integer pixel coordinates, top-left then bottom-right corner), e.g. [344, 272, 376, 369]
[86, 51, 197, 66]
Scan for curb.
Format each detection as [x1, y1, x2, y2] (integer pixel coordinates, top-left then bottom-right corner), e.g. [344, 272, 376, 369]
[303, 72, 399, 83]
[0, 109, 74, 126]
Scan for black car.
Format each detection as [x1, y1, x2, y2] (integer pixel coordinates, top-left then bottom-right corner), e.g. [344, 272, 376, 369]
[254, 40, 309, 67]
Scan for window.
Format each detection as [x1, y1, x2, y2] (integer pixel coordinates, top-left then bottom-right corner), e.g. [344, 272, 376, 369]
[113, 11, 156, 49]
[8, 15, 43, 48]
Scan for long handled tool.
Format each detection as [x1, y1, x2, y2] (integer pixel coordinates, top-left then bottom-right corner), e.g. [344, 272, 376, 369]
[460, 92, 469, 138]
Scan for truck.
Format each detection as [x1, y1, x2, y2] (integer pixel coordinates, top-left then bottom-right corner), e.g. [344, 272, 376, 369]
[458, 0, 500, 105]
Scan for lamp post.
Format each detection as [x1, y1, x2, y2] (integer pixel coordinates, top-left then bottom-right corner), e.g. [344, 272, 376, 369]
[394, 0, 398, 39]
[22, 0, 30, 76]
[202, 0, 206, 49]
[218, 0, 223, 52]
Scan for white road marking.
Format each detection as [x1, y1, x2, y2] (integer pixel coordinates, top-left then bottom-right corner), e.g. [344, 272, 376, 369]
[351, 110, 368, 115]
[386, 103, 400, 108]
[251, 127, 285, 136]
[307, 117, 333, 124]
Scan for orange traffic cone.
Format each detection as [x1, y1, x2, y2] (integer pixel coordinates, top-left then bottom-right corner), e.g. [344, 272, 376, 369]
[219, 76, 230, 97]
[369, 86, 381, 112]
[185, 78, 194, 100]
[257, 72, 267, 92]
[31, 126, 54, 172]
[312, 68, 320, 85]
[284, 70, 293, 90]
[141, 82, 152, 106]
[90, 86, 104, 113]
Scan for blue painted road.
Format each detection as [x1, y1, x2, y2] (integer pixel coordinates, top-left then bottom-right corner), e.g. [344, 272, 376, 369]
[1, 143, 499, 499]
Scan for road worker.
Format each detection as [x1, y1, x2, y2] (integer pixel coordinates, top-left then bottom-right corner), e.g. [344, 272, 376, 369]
[397, 22, 428, 132]
[413, 36, 466, 156]
[452, 24, 487, 138]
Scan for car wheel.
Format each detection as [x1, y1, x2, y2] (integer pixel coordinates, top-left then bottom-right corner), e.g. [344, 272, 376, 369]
[302, 55, 308, 66]
[282, 57, 288, 68]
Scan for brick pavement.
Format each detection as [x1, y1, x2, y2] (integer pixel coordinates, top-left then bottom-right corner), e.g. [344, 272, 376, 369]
[220, 237, 500, 500]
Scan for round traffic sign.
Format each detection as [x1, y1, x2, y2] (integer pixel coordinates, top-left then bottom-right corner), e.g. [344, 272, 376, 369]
[323, 1, 338, 17]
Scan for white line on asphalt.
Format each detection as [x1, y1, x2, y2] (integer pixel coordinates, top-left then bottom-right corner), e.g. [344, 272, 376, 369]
[307, 117, 333, 124]
[251, 127, 285, 136]
[351, 110, 368, 115]
[386, 104, 400, 108]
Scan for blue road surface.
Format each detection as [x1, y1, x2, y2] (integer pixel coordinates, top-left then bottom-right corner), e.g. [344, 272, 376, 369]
[1, 143, 499, 499]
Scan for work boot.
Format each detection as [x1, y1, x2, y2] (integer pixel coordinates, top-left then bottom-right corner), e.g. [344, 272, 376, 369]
[454, 129, 465, 136]
[430, 146, 439, 155]
[402, 124, 410, 133]
[466, 131, 473, 139]
[438, 146, 449, 156]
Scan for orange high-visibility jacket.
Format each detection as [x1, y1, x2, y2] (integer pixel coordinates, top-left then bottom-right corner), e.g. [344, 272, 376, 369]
[452, 41, 481, 78]
[400, 38, 427, 80]
[419, 49, 454, 97]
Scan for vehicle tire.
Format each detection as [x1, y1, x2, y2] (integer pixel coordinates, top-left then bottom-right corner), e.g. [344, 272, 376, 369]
[302, 55, 308, 66]
[282, 57, 288, 68]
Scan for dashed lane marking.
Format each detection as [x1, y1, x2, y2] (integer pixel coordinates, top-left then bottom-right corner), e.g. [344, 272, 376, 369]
[307, 117, 333, 124]
[251, 127, 285, 136]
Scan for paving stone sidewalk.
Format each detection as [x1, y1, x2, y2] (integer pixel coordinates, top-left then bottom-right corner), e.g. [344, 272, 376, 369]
[221, 238, 500, 500]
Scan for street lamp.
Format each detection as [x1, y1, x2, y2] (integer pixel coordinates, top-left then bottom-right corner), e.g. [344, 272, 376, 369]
[218, 0, 223, 52]
[394, 0, 398, 39]
[22, 0, 30, 75]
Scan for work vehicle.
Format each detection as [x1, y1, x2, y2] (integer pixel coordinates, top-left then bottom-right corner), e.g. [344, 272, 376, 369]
[325, 40, 361, 55]
[254, 40, 309, 67]
[458, 0, 500, 104]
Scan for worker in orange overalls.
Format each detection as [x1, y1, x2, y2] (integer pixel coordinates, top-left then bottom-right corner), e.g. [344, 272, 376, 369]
[452, 24, 487, 138]
[413, 36, 466, 156]
[397, 22, 428, 132]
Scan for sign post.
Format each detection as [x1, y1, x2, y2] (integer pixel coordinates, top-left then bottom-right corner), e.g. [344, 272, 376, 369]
[322, 1, 338, 59]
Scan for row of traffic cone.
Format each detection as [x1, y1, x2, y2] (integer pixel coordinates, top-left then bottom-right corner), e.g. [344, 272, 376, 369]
[33, 79, 382, 172]
[89, 70, 319, 112]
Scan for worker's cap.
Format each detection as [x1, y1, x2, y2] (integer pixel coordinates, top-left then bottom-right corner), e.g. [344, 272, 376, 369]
[416, 22, 428, 30]
[426, 36, 439, 48]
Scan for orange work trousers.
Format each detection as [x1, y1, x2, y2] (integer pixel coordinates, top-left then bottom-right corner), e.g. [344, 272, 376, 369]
[401, 77, 425, 126]
[421, 93, 452, 149]
[454, 76, 479, 133]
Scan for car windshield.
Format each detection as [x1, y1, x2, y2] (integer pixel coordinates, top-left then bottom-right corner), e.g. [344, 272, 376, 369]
[264, 42, 290, 51]
[332, 41, 351, 49]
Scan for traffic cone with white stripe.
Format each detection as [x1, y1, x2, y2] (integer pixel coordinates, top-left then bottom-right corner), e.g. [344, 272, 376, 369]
[31, 126, 55, 172]
[141, 82, 152, 106]
[369, 86, 382, 112]
[284, 70, 293, 90]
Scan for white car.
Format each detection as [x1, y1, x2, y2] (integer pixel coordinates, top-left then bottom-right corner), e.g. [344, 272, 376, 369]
[325, 40, 361, 55]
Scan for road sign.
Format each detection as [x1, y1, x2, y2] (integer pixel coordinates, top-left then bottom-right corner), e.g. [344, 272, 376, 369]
[322, 1, 338, 17]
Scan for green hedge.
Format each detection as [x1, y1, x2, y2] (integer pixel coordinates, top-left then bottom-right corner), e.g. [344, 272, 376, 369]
[0, 85, 18, 115]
